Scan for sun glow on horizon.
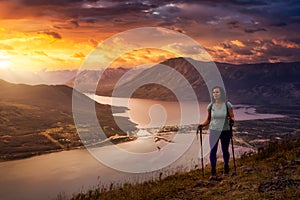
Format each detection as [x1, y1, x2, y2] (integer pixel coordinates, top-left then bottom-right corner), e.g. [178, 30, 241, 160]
[0, 53, 12, 69]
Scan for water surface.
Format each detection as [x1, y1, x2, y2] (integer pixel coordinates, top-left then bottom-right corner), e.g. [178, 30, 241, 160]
[0, 96, 284, 200]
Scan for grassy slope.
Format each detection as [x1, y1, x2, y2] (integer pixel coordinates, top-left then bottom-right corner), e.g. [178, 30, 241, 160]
[0, 79, 135, 161]
[69, 139, 300, 200]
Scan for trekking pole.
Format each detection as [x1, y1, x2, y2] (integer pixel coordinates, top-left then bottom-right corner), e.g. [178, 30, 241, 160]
[197, 126, 205, 177]
[230, 121, 237, 175]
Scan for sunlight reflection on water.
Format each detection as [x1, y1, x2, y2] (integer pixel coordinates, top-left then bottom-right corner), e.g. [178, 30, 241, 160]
[0, 95, 284, 200]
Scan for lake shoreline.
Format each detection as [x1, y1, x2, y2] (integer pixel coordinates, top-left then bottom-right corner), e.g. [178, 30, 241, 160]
[1, 103, 294, 163]
[0, 106, 298, 200]
[1, 118, 291, 164]
[0, 135, 137, 163]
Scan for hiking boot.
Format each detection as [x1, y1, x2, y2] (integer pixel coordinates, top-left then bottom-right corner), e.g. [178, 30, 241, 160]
[209, 175, 223, 181]
[211, 168, 216, 176]
[209, 175, 217, 181]
[224, 164, 230, 174]
[208, 168, 217, 180]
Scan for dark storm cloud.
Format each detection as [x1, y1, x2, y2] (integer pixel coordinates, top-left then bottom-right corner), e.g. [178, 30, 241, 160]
[221, 42, 231, 49]
[80, 17, 97, 23]
[2, 0, 155, 21]
[270, 22, 287, 27]
[176, 0, 268, 6]
[143, 1, 281, 31]
[244, 28, 266, 33]
[2, 0, 300, 63]
[7, 0, 299, 30]
[5, 0, 299, 23]
[19, 0, 83, 6]
[235, 1, 300, 25]
[227, 21, 240, 29]
[231, 47, 253, 56]
[166, 0, 300, 33]
[62, 1, 155, 24]
[52, 20, 79, 29]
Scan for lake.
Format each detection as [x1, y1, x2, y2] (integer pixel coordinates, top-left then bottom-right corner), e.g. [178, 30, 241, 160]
[87, 94, 284, 129]
[0, 96, 284, 200]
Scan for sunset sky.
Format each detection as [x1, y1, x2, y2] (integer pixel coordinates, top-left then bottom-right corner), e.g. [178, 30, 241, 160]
[0, 0, 299, 72]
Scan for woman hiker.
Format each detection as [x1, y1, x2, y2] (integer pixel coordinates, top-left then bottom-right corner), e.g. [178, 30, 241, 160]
[199, 86, 234, 180]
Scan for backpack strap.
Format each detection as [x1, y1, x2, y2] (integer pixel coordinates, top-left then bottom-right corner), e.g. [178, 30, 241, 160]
[226, 101, 233, 121]
[226, 101, 229, 118]
[208, 102, 213, 111]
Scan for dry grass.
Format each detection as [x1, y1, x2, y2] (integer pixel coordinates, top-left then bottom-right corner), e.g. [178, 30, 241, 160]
[68, 139, 300, 200]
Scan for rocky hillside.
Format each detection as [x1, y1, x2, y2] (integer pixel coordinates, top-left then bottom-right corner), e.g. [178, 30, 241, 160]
[217, 61, 300, 105]
[0, 79, 135, 160]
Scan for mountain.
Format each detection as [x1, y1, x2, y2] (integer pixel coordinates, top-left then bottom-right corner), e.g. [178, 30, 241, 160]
[0, 68, 77, 85]
[65, 69, 104, 92]
[109, 57, 210, 102]
[110, 58, 300, 105]
[66, 67, 144, 95]
[0, 79, 135, 160]
[2, 59, 299, 106]
[217, 61, 300, 105]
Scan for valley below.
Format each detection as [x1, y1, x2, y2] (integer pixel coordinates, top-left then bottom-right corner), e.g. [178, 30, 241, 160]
[0, 58, 299, 199]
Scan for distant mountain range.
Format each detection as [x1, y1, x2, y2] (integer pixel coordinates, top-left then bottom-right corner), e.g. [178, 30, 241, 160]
[1, 58, 299, 106]
[66, 67, 144, 94]
[216, 61, 300, 105]
[94, 57, 300, 105]
[0, 69, 77, 85]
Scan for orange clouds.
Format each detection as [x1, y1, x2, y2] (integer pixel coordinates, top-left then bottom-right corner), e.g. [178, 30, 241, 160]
[0, 29, 92, 71]
[271, 39, 300, 49]
[38, 31, 62, 40]
[207, 37, 300, 64]
[0, 0, 299, 72]
[110, 49, 177, 68]
[231, 40, 245, 47]
[72, 52, 85, 59]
